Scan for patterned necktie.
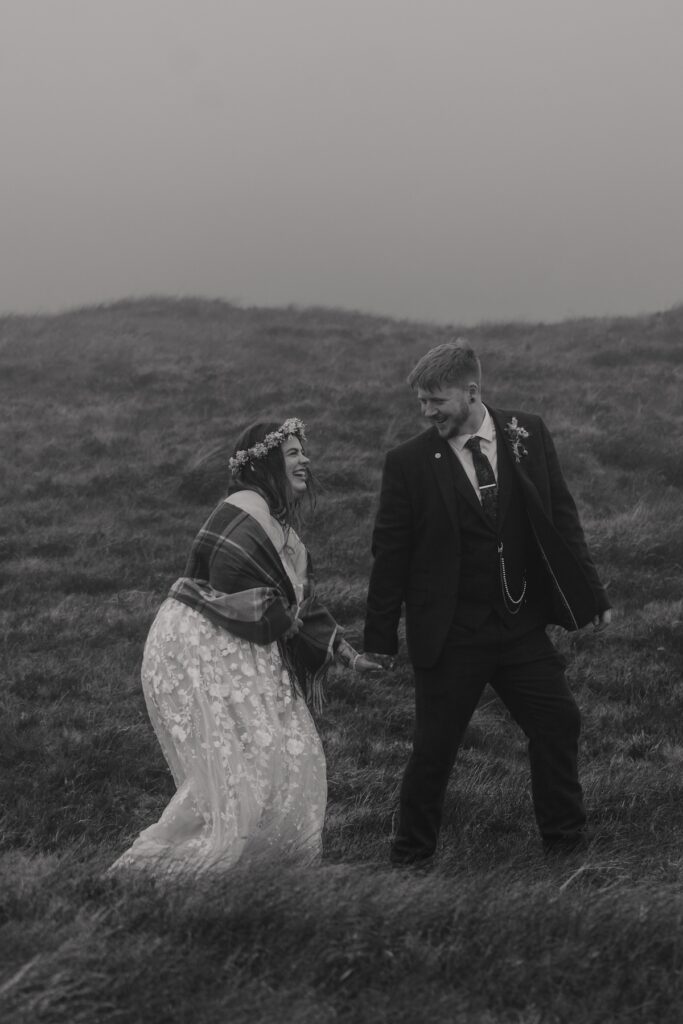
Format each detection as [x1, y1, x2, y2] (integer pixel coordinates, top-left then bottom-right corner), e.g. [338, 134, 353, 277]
[464, 435, 498, 524]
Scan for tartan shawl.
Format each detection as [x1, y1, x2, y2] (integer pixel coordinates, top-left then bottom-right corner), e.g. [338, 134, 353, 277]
[169, 500, 338, 710]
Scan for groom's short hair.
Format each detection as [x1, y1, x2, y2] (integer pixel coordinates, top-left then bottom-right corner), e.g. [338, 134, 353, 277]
[407, 339, 481, 391]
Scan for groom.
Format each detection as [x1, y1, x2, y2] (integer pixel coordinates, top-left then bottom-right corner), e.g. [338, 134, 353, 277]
[363, 340, 611, 864]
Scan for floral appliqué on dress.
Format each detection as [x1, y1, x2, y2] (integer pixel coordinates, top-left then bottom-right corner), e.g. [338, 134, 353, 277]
[111, 600, 326, 873]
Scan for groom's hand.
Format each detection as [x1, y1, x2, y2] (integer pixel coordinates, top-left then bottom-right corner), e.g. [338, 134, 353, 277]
[592, 609, 612, 631]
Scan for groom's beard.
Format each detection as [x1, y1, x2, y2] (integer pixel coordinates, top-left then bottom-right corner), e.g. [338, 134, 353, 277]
[432, 405, 470, 438]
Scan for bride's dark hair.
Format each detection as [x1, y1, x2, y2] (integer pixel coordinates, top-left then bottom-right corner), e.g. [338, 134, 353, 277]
[228, 420, 316, 528]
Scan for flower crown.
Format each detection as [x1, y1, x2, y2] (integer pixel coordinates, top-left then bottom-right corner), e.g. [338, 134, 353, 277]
[228, 418, 307, 473]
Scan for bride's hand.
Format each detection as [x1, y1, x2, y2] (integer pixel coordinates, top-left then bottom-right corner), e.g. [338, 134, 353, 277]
[361, 652, 395, 672]
[335, 637, 393, 673]
[352, 653, 387, 673]
[283, 617, 303, 640]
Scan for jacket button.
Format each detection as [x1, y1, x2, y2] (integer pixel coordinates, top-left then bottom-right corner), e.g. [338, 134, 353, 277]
[434, 452, 442, 459]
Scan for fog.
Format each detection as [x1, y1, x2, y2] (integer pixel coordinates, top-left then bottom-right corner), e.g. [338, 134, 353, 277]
[2, 0, 682, 324]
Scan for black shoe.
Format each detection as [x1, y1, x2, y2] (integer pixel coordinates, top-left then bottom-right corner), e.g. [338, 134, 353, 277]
[390, 858, 435, 874]
[543, 827, 596, 858]
[389, 850, 435, 872]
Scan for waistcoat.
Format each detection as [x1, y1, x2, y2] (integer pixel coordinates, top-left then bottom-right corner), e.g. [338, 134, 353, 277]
[448, 443, 545, 631]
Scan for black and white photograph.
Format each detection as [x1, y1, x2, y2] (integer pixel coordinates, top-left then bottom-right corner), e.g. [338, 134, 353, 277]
[1, 2, 681, 1021]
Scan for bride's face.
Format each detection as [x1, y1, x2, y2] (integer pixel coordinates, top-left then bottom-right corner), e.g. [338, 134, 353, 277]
[283, 436, 310, 495]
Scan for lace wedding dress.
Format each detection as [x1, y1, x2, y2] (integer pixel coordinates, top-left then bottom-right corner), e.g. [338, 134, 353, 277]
[111, 492, 327, 873]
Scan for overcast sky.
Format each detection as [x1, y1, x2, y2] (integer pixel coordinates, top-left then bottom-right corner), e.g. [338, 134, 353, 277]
[2, 0, 682, 323]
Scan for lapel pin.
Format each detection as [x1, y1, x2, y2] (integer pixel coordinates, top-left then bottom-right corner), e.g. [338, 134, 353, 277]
[434, 452, 442, 459]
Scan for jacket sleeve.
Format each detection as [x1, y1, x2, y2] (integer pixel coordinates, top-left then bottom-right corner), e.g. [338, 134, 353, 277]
[539, 418, 611, 611]
[363, 448, 414, 655]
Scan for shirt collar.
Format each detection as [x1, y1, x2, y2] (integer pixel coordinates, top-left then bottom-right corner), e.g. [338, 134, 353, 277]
[450, 405, 495, 452]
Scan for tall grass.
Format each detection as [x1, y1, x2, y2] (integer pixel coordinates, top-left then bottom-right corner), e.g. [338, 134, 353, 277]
[1, 297, 682, 1022]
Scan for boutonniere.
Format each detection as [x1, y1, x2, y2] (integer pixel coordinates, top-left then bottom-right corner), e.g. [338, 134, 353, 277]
[504, 417, 530, 462]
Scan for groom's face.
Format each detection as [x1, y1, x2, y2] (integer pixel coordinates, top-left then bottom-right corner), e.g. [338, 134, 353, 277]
[417, 383, 471, 438]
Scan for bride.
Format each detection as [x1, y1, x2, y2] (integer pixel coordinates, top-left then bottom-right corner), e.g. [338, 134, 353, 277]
[111, 417, 378, 873]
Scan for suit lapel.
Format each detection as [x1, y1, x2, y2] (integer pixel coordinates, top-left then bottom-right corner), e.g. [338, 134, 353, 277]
[491, 407, 545, 520]
[424, 428, 488, 528]
[491, 408, 513, 525]
[424, 431, 461, 534]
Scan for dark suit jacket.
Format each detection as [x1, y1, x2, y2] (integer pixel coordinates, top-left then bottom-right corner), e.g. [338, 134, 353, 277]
[363, 407, 610, 668]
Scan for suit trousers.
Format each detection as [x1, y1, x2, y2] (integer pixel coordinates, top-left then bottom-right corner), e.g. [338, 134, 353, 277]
[391, 615, 586, 862]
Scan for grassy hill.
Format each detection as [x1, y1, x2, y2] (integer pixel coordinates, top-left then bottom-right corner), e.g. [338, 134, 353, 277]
[1, 297, 682, 1022]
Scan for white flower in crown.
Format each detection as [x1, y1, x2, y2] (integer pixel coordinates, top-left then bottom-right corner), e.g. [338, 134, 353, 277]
[504, 416, 530, 462]
[228, 417, 307, 473]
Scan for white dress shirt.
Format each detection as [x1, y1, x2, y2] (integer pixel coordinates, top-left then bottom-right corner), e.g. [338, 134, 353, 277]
[447, 406, 498, 503]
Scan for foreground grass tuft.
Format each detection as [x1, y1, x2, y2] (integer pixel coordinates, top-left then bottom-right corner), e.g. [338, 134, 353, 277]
[1, 851, 681, 1023]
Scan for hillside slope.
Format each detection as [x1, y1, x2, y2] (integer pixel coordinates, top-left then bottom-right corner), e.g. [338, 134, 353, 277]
[1, 298, 682, 1023]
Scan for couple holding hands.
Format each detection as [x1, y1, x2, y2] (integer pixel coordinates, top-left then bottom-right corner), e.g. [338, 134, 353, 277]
[112, 340, 610, 874]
